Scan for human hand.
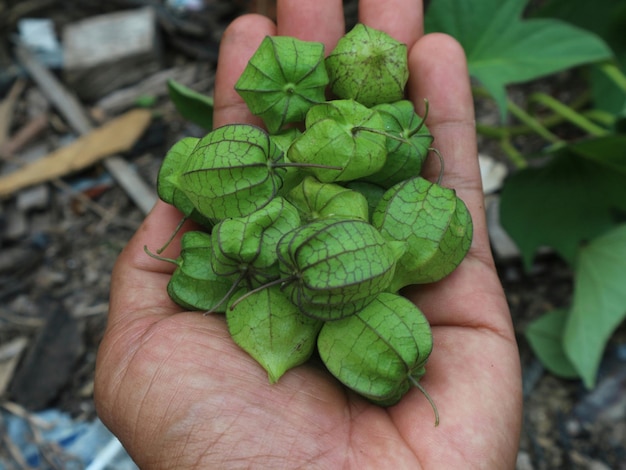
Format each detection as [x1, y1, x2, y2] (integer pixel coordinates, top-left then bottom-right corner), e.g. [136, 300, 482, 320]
[95, 1, 523, 468]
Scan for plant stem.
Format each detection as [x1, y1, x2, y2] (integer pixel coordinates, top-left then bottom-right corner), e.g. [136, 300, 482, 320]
[597, 61, 626, 93]
[408, 99, 430, 137]
[408, 375, 439, 427]
[499, 136, 528, 169]
[529, 92, 609, 137]
[428, 147, 445, 184]
[143, 245, 178, 265]
[352, 126, 410, 144]
[156, 215, 189, 254]
[204, 271, 247, 315]
[228, 276, 292, 310]
[583, 109, 616, 127]
[475, 123, 513, 139]
[476, 91, 591, 138]
[506, 98, 563, 144]
[275, 161, 343, 171]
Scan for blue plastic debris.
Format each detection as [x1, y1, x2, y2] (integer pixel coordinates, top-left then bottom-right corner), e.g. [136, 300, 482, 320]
[166, 0, 204, 12]
[0, 408, 138, 470]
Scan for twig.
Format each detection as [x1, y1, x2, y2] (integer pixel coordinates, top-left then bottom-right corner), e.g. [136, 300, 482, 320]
[52, 178, 141, 231]
[0, 402, 81, 470]
[70, 302, 110, 318]
[0, 113, 49, 160]
[0, 79, 27, 147]
[0, 307, 46, 328]
[0, 411, 35, 470]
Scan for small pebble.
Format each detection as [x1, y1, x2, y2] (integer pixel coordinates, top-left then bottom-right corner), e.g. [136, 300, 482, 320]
[564, 418, 582, 437]
[587, 459, 612, 470]
[516, 451, 534, 470]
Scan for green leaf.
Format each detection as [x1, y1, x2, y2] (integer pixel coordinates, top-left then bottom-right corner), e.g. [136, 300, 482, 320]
[532, 0, 626, 114]
[533, 0, 626, 50]
[564, 224, 626, 388]
[425, 0, 613, 117]
[167, 79, 214, 131]
[135, 94, 157, 108]
[589, 65, 626, 117]
[500, 148, 626, 268]
[567, 135, 626, 175]
[525, 309, 579, 379]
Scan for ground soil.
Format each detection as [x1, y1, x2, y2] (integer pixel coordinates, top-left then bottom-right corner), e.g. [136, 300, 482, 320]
[1, 1, 625, 469]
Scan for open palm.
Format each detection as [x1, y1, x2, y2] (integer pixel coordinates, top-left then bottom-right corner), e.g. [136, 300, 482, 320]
[95, 1, 522, 468]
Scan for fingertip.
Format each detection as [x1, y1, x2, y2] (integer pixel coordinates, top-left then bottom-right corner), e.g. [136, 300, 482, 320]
[219, 13, 277, 52]
[407, 33, 473, 124]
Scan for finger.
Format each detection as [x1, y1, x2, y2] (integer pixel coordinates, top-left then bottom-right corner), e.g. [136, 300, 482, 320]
[358, 0, 423, 46]
[213, 14, 277, 128]
[276, 0, 345, 52]
[406, 33, 491, 263]
[403, 34, 513, 332]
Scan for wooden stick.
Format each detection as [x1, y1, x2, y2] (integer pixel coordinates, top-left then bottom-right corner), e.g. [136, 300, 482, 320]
[0, 112, 49, 159]
[0, 79, 27, 147]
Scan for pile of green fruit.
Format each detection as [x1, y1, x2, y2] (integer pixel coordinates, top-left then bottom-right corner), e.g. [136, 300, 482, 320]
[149, 23, 473, 421]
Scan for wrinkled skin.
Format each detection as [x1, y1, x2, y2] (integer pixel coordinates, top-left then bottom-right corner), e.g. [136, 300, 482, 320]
[94, 1, 523, 468]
